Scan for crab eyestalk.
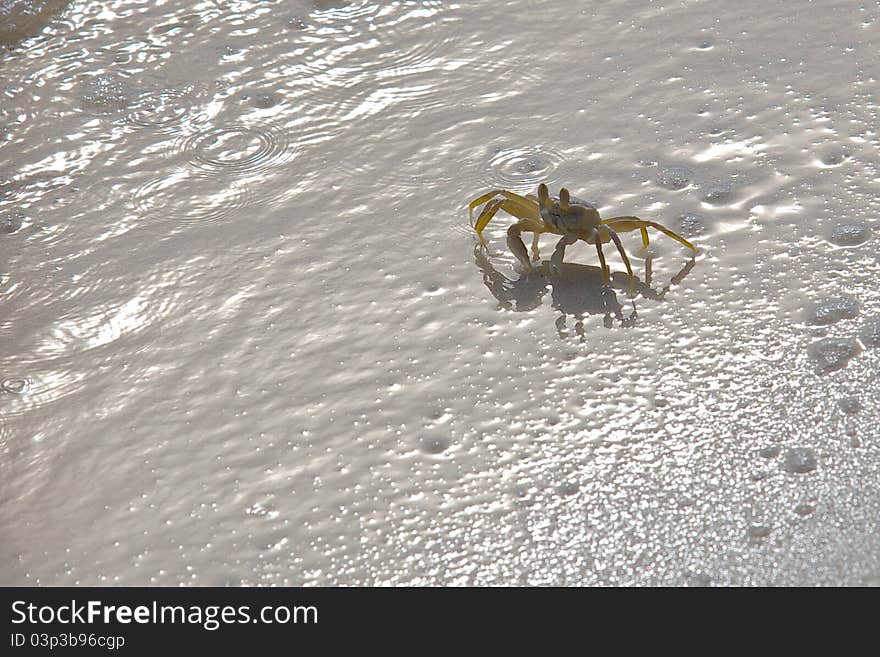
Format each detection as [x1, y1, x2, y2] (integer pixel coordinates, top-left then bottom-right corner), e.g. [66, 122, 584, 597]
[537, 183, 552, 210]
[558, 187, 570, 211]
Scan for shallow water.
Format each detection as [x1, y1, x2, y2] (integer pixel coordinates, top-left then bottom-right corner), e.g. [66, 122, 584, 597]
[1, 0, 879, 585]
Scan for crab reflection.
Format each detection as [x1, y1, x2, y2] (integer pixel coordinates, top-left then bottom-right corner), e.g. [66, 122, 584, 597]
[474, 244, 695, 339]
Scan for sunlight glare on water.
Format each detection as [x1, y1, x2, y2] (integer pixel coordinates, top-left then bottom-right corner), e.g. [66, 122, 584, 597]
[1, 0, 880, 586]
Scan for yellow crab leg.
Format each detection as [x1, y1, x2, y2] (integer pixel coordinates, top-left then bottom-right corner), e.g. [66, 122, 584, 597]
[594, 236, 610, 283]
[602, 216, 696, 253]
[603, 226, 635, 293]
[467, 190, 539, 225]
[473, 199, 505, 242]
[474, 198, 545, 244]
[468, 191, 503, 225]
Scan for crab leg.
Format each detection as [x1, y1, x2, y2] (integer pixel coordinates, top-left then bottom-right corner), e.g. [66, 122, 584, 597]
[593, 232, 611, 284]
[550, 232, 578, 275]
[507, 221, 535, 269]
[602, 216, 696, 253]
[467, 190, 539, 226]
[472, 199, 504, 243]
[601, 225, 635, 292]
[473, 198, 543, 246]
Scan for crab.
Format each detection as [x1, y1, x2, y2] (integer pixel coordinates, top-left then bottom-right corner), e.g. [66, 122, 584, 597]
[468, 183, 696, 286]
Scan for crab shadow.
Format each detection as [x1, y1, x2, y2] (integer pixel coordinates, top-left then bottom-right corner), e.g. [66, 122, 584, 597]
[473, 244, 695, 339]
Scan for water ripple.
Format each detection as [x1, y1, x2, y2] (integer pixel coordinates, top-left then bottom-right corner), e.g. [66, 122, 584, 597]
[328, 120, 479, 192]
[176, 122, 296, 175]
[125, 82, 209, 132]
[76, 72, 210, 134]
[0, 169, 77, 212]
[476, 145, 573, 192]
[280, 0, 463, 142]
[318, 1, 453, 79]
[0, 262, 189, 418]
[131, 170, 250, 225]
[0, 358, 88, 419]
[0, 416, 11, 448]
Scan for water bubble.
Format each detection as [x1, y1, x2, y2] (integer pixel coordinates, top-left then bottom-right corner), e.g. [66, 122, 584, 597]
[748, 524, 771, 538]
[700, 181, 735, 205]
[803, 295, 859, 326]
[859, 317, 880, 348]
[656, 166, 694, 190]
[677, 211, 705, 236]
[125, 83, 206, 131]
[807, 338, 860, 373]
[838, 396, 861, 414]
[783, 447, 817, 473]
[816, 148, 850, 167]
[794, 503, 814, 516]
[1, 377, 30, 394]
[244, 502, 275, 518]
[250, 92, 282, 109]
[79, 72, 139, 114]
[0, 210, 25, 234]
[829, 223, 871, 246]
[759, 445, 780, 458]
[419, 433, 450, 455]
